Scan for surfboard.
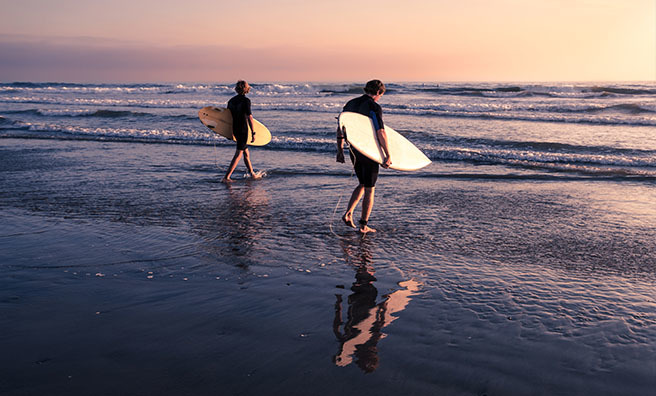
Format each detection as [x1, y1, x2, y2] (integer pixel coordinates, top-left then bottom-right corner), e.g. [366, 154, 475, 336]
[198, 106, 271, 146]
[338, 112, 431, 171]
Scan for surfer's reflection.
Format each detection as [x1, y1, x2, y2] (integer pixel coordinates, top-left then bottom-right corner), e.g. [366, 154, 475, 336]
[194, 181, 270, 264]
[223, 182, 270, 260]
[333, 238, 420, 373]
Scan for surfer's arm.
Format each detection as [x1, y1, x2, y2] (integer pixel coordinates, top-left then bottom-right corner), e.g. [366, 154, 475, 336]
[376, 128, 392, 168]
[248, 115, 256, 143]
[336, 125, 345, 163]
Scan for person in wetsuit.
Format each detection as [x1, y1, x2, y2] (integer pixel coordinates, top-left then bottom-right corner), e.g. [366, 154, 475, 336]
[222, 80, 261, 182]
[336, 80, 391, 233]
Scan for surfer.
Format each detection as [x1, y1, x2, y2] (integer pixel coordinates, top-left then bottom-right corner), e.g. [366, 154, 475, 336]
[222, 80, 261, 183]
[336, 80, 391, 233]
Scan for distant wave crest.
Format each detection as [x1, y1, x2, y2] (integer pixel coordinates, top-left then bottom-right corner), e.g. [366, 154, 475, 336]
[3, 121, 655, 170]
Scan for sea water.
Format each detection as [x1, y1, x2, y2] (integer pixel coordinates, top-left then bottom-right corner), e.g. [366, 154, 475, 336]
[1, 82, 655, 176]
[1, 82, 655, 395]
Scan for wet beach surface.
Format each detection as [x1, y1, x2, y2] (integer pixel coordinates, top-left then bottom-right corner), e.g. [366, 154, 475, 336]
[1, 138, 655, 395]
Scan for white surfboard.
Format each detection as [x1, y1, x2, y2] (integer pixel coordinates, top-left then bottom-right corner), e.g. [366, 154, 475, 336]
[198, 106, 271, 146]
[338, 112, 431, 171]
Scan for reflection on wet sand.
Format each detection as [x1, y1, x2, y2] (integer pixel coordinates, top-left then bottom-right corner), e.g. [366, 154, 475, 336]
[191, 181, 270, 265]
[333, 238, 420, 372]
[223, 182, 270, 259]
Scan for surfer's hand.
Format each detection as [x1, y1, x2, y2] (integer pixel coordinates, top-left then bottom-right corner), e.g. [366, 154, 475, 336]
[382, 157, 392, 168]
[251, 132, 255, 143]
[336, 151, 345, 163]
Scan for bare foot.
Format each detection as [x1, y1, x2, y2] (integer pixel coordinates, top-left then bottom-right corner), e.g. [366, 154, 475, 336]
[359, 225, 376, 233]
[342, 213, 356, 228]
[221, 177, 232, 183]
[250, 173, 262, 180]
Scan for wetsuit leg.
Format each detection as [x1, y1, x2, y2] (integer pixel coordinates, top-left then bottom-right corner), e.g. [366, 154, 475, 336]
[350, 148, 379, 188]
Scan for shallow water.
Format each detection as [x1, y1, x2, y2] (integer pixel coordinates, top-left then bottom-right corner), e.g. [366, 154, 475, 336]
[1, 138, 654, 395]
[2, 82, 656, 177]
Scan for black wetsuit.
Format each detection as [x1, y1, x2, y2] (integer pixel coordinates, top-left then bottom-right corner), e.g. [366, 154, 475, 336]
[343, 95, 385, 188]
[227, 94, 251, 150]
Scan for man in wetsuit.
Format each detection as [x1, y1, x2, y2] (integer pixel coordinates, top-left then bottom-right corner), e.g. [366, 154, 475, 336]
[336, 80, 391, 233]
[222, 80, 261, 182]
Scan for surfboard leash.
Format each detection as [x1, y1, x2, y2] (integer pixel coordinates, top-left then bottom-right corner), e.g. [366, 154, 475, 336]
[329, 147, 357, 238]
[212, 139, 220, 169]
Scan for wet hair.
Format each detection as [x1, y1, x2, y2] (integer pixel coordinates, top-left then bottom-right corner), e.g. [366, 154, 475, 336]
[363, 80, 386, 96]
[235, 80, 250, 95]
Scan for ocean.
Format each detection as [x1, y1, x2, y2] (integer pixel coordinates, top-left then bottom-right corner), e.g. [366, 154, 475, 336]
[1, 81, 655, 395]
[2, 82, 656, 176]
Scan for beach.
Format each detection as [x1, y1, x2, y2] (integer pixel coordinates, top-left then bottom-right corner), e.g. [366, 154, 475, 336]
[1, 82, 656, 395]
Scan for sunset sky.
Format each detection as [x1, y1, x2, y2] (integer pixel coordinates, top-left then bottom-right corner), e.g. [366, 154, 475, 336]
[1, 0, 654, 82]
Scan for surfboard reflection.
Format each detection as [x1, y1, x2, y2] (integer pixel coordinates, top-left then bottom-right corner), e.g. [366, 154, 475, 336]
[333, 238, 420, 373]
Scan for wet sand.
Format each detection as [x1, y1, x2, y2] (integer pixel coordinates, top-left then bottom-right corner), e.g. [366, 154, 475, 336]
[1, 138, 655, 395]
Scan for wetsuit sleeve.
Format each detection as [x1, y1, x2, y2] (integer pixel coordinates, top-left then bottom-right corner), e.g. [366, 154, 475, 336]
[245, 98, 252, 115]
[370, 104, 384, 131]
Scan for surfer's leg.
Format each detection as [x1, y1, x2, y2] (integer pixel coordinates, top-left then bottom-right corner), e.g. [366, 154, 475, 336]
[343, 184, 364, 228]
[242, 148, 261, 179]
[223, 149, 243, 182]
[354, 156, 377, 233]
[359, 187, 376, 233]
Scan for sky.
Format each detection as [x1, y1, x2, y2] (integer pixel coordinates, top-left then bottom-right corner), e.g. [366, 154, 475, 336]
[0, 0, 654, 82]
